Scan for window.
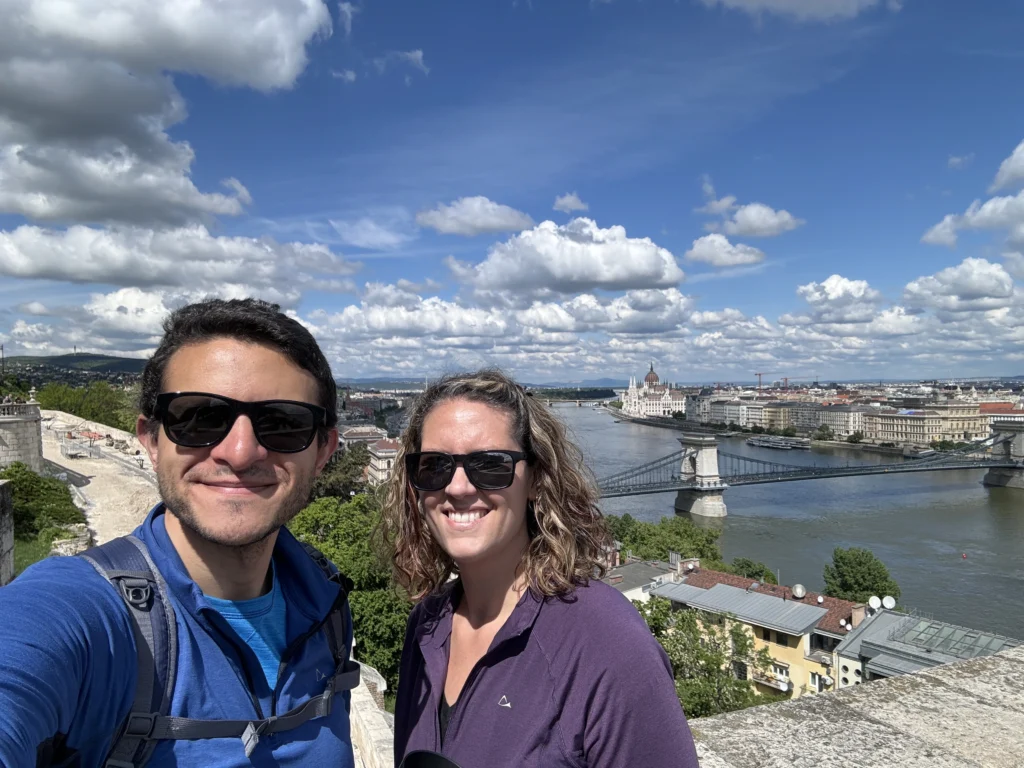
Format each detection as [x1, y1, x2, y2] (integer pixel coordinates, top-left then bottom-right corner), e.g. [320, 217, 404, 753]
[773, 631, 793, 646]
[809, 672, 823, 693]
[732, 661, 748, 681]
[759, 627, 771, 642]
[772, 663, 789, 679]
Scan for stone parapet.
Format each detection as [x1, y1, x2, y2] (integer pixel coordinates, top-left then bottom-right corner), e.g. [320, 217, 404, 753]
[693, 644, 1024, 767]
[1, 480, 13, 586]
[0, 403, 43, 473]
[350, 670, 395, 768]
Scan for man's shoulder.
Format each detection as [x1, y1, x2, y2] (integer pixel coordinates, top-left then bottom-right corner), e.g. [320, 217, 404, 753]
[4, 554, 129, 622]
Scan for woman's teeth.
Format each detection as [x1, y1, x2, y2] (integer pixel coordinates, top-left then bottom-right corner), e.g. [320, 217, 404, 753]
[449, 510, 486, 523]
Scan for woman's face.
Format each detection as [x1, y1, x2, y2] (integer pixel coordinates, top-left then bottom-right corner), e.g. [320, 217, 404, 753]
[417, 398, 532, 569]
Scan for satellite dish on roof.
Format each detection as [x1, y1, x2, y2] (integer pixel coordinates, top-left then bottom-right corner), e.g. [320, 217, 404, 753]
[792, 584, 807, 599]
[868, 596, 882, 610]
[817, 595, 824, 604]
[882, 596, 896, 610]
[839, 619, 847, 627]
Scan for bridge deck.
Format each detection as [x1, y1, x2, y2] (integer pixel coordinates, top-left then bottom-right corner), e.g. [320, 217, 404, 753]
[597, 435, 1019, 498]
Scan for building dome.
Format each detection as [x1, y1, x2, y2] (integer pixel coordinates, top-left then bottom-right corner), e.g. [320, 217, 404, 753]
[644, 363, 660, 386]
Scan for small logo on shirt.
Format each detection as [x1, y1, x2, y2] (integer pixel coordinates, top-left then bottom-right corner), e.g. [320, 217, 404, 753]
[498, 695, 511, 709]
[316, 668, 327, 681]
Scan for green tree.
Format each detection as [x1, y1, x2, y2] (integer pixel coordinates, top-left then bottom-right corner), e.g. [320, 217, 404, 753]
[846, 431, 864, 444]
[812, 424, 834, 441]
[729, 557, 778, 585]
[637, 598, 778, 718]
[823, 547, 901, 604]
[289, 493, 412, 691]
[312, 443, 371, 500]
[781, 426, 798, 437]
[606, 514, 723, 563]
[36, 381, 137, 433]
[0, 462, 85, 537]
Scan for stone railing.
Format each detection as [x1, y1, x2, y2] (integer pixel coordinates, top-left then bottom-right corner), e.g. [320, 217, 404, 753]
[1, 480, 13, 586]
[0, 402, 40, 419]
[350, 662, 395, 768]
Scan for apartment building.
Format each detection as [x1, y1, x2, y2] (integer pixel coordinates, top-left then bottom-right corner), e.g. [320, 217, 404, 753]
[817, 405, 867, 439]
[366, 438, 401, 486]
[761, 403, 793, 431]
[648, 562, 861, 700]
[929, 402, 987, 442]
[339, 425, 389, 450]
[863, 409, 943, 447]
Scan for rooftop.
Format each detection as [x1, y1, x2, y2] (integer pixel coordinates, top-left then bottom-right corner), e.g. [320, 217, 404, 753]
[601, 560, 675, 594]
[656, 582, 828, 636]
[694, 644, 1024, 768]
[675, 566, 859, 636]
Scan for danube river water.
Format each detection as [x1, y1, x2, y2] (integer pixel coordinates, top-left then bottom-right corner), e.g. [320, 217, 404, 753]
[552, 404, 1024, 640]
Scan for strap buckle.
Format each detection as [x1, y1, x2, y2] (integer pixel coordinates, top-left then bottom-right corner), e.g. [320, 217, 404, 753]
[123, 712, 157, 739]
[119, 578, 152, 608]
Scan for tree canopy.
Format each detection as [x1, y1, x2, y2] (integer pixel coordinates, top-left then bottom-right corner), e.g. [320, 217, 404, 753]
[36, 381, 138, 433]
[635, 597, 780, 718]
[605, 514, 777, 583]
[823, 546, 901, 604]
[0, 461, 85, 538]
[312, 443, 371, 501]
[289, 493, 411, 693]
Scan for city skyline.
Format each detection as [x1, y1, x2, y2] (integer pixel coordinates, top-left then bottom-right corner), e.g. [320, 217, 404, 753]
[1, 0, 1024, 381]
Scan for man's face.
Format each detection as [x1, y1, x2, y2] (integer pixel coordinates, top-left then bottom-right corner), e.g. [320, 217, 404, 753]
[138, 338, 337, 548]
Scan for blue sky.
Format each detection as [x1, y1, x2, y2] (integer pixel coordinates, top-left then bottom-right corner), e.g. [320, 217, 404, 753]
[2, 0, 1024, 383]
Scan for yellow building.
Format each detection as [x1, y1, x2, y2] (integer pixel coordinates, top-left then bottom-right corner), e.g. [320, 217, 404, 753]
[652, 563, 862, 699]
[863, 409, 942, 447]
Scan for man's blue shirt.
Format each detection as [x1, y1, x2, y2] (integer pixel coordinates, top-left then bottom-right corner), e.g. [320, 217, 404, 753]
[0, 505, 355, 767]
[206, 564, 288, 691]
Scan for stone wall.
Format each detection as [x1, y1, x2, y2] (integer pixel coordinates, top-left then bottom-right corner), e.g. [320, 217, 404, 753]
[350, 666, 395, 768]
[1, 480, 12, 586]
[0, 403, 44, 473]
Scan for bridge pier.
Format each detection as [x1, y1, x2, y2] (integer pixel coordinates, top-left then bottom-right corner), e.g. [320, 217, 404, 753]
[983, 420, 1024, 489]
[674, 434, 729, 518]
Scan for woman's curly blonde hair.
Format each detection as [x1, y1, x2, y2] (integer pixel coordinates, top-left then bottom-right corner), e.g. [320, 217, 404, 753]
[379, 369, 611, 600]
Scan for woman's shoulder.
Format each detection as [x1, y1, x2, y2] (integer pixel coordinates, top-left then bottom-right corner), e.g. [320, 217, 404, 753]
[538, 579, 655, 644]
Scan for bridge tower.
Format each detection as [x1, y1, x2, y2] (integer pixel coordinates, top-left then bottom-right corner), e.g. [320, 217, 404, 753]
[983, 420, 1024, 489]
[674, 435, 729, 518]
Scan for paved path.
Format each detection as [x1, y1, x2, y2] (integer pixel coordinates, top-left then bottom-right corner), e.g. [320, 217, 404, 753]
[40, 411, 159, 543]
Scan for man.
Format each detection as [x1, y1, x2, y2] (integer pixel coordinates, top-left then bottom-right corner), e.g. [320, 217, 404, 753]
[0, 299, 358, 767]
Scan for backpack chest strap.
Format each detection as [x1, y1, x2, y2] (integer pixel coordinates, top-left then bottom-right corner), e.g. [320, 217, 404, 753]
[107, 659, 361, 761]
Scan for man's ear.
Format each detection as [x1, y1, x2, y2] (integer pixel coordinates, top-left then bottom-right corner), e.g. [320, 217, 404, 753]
[136, 416, 160, 471]
[315, 427, 339, 474]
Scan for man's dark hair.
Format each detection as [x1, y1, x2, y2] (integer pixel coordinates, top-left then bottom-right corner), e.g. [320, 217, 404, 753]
[140, 299, 337, 441]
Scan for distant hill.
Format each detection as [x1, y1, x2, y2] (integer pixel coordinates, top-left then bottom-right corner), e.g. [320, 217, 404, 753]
[5, 353, 147, 373]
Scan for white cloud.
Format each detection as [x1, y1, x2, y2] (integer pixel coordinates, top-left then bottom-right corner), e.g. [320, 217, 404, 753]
[332, 69, 357, 83]
[553, 192, 589, 213]
[697, 0, 896, 21]
[329, 212, 415, 249]
[449, 218, 685, 294]
[990, 139, 1024, 193]
[696, 176, 804, 237]
[904, 258, 1016, 313]
[922, 214, 960, 247]
[0, 0, 332, 228]
[922, 190, 1024, 249]
[689, 308, 747, 328]
[948, 153, 974, 170]
[338, 2, 358, 36]
[684, 234, 765, 267]
[0, 224, 360, 297]
[720, 202, 805, 237]
[373, 49, 429, 76]
[780, 274, 884, 326]
[798, 274, 881, 307]
[416, 196, 534, 237]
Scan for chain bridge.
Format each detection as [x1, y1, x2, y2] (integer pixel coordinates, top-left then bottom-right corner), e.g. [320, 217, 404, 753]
[597, 428, 1024, 518]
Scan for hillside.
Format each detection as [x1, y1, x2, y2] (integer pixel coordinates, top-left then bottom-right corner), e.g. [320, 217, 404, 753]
[5, 353, 147, 373]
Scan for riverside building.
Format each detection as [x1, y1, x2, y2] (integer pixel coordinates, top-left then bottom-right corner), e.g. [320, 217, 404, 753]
[621, 364, 688, 418]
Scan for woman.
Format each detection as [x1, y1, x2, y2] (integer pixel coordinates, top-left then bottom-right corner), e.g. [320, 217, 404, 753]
[382, 370, 699, 768]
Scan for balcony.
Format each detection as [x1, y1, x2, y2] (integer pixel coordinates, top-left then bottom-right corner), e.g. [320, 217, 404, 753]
[752, 671, 791, 692]
[804, 649, 833, 666]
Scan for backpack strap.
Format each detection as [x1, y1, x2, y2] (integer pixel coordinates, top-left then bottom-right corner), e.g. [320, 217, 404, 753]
[79, 536, 177, 768]
[77, 536, 360, 762]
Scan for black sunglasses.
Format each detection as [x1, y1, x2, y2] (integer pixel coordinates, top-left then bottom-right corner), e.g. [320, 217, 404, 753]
[405, 450, 528, 491]
[154, 392, 326, 454]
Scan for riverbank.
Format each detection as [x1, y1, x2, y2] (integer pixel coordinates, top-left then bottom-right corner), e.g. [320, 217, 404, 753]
[809, 439, 905, 455]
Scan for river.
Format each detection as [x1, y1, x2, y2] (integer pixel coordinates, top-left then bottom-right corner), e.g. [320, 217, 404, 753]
[552, 403, 1024, 640]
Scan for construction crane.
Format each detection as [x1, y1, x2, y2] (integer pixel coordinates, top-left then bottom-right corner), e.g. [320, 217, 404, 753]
[754, 372, 778, 394]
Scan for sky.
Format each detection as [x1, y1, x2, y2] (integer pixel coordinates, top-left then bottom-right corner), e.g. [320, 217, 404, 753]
[2, 0, 1024, 385]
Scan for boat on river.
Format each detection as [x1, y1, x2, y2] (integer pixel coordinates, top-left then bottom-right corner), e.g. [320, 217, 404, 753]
[746, 435, 811, 450]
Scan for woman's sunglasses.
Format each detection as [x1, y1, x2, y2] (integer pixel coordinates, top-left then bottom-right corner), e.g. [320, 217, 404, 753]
[405, 450, 527, 491]
[154, 392, 326, 454]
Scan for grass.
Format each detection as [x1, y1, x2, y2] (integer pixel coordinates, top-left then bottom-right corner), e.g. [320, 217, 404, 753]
[13, 535, 53, 576]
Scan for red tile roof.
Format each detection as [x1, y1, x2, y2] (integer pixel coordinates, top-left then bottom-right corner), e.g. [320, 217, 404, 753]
[980, 403, 1018, 414]
[371, 439, 401, 451]
[681, 567, 859, 636]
